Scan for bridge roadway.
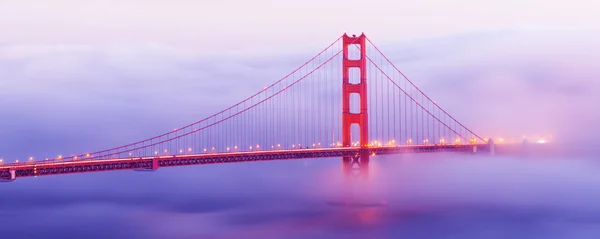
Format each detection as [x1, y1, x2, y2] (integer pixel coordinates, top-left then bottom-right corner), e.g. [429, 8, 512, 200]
[0, 144, 488, 181]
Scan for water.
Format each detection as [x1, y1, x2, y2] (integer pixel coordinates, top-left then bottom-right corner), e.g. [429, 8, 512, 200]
[1, 150, 600, 238]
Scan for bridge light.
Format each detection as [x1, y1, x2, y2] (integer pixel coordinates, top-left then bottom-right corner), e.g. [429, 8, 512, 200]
[29, 157, 33, 161]
[250, 146, 253, 150]
[536, 139, 547, 144]
[292, 144, 296, 148]
[234, 145, 238, 149]
[15, 159, 19, 163]
[256, 145, 259, 149]
[0, 158, 3, 163]
[277, 144, 281, 148]
[179, 149, 183, 153]
[312, 143, 316, 147]
[204, 148, 207, 152]
[155, 151, 158, 155]
[74, 156, 78, 160]
[188, 148, 192, 152]
[227, 147, 230, 151]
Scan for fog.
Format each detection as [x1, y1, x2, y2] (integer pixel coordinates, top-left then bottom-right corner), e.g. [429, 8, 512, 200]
[2, 153, 600, 238]
[1, 29, 600, 238]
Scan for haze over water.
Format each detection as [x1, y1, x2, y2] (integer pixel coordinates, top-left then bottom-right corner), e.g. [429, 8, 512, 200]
[2, 148, 600, 238]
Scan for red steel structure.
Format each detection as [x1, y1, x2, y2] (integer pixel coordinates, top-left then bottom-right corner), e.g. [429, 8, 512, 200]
[0, 33, 490, 182]
[342, 34, 370, 177]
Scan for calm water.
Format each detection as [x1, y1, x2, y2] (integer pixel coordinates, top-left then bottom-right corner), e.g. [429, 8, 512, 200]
[2, 151, 600, 239]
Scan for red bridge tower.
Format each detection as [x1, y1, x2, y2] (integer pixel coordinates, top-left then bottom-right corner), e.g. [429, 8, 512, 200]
[342, 33, 369, 178]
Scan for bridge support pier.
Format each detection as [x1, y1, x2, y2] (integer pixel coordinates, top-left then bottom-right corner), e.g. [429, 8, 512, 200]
[343, 150, 369, 179]
[488, 139, 495, 156]
[9, 169, 16, 181]
[151, 158, 159, 170]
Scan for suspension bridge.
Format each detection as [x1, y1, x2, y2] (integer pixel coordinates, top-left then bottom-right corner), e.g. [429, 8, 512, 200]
[0, 33, 495, 182]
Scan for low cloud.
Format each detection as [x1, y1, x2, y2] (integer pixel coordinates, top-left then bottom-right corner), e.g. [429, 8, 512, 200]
[1, 29, 600, 238]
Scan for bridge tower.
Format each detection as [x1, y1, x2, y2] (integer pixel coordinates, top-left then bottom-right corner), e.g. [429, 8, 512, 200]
[342, 33, 369, 178]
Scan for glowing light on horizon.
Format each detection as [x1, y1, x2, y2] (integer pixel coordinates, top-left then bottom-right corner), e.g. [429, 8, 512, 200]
[537, 139, 547, 144]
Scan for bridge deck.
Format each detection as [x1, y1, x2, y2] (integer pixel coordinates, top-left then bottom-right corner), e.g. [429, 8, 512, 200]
[0, 144, 488, 181]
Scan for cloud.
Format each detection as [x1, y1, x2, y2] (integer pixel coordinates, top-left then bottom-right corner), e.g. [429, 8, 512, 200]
[2, 154, 600, 239]
[1, 28, 598, 159]
[1, 29, 600, 238]
[377, 29, 600, 143]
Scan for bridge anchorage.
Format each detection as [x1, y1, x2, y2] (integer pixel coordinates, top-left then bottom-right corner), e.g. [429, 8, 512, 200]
[0, 33, 492, 182]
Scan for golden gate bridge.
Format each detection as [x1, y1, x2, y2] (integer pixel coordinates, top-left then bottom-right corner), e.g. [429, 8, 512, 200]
[0, 33, 496, 182]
